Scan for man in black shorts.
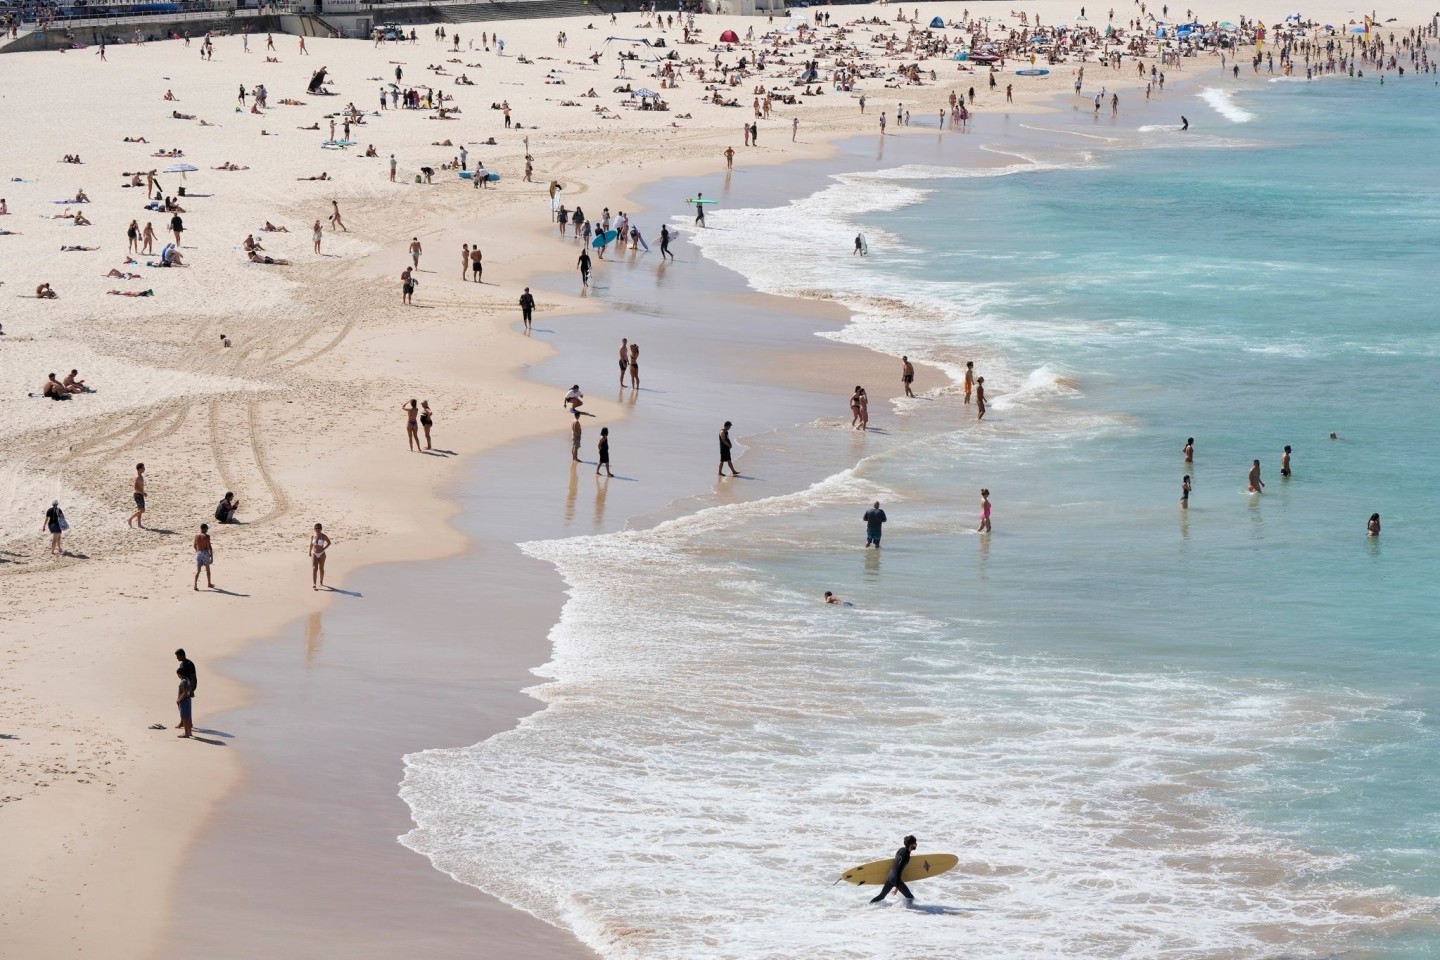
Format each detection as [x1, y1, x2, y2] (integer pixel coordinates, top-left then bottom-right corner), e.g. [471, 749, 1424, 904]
[519, 287, 535, 331]
[901, 356, 914, 398]
[718, 421, 739, 477]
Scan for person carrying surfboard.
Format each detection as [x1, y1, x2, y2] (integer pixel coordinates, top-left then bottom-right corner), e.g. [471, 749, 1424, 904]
[870, 835, 918, 903]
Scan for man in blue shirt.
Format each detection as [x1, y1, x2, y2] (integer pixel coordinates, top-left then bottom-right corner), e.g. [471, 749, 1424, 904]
[863, 501, 886, 548]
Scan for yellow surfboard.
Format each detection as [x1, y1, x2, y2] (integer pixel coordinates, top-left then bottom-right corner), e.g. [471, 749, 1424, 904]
[839, 853, 959, 886]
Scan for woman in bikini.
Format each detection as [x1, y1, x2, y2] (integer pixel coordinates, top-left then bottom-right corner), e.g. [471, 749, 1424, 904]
[127, 219, 140, 253]
[850, 386, 864, 429]
[402, 399, 422, 451]
[309, 522, 332, 589]
[628, 342, 639, 389]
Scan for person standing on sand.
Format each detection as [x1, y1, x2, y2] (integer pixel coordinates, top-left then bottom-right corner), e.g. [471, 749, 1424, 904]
[169, 212, 184, 248]
[142, 221, 157, 255]
[309, 523, 331, 589]
[420, 401, 434, 449]
[402, 399, 422, 451]
[193, 523, 213, 590]
[570, 411, 582, 462]
[975, 377, 987, 420]
[868, 835, 917, 903]
[461, 243, 471, 280]
[127, 219, 139, 254]
[864, 501, 887, 548]
[850, 386, 864, 429]
[792, 116, 799, 141]
[313, 219, 322, 254]
[719, 421, 739, 476]
[42, 499, 66, 556]
[963, 361, 974, 404]
[978, 488, 992, 533]
[901, 356, 915, 398]
[390, 153, 397, 181]
[725, 146, 735, 168]
[1281, 445, 1292, 477]
[618, 338, 629, 386]
[176, 667, 195, 738]
[1183, 437, 1194, 463]
[1181, 475, 1191, 509]
[401, 267, 416, 305]
[175, 648, 197, 702]
[596, 426, 613, 477]
[1248, 459, 1264, 493]
[329, 199, 346, 232]
[750, 121, 759, 146]
[129, 462, 146, 528]
[409, 237, 422, 269]
[628, 343, 639, 390]
[519, 287, 535, 332]
[577, 249, 591, 286]
[470, 244, 482, 282]
[659, 224, 675, 261]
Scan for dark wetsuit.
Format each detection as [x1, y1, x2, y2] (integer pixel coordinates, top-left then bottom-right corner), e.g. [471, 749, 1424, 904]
[869, 846, 914, 903]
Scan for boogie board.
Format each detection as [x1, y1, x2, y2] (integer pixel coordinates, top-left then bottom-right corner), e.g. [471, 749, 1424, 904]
[591, 229, 618, 248]
[839, 853, 959, 886]
[1015, 68, 1050, 76]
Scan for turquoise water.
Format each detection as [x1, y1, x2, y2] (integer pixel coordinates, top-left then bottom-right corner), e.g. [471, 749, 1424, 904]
[402, 78, 1440, 958]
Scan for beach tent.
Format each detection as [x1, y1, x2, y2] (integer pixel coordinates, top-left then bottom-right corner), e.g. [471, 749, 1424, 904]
[929, 16, 945, 28]
[719, 29, 740, 42]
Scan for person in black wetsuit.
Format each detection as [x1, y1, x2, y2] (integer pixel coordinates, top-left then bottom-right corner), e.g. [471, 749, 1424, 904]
[869, 835, 917, 903]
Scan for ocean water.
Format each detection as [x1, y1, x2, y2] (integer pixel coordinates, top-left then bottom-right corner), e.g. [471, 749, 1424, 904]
[401, 78, 1440, 959]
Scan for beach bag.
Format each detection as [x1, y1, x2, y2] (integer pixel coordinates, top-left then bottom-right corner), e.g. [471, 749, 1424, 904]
[58, 511, 69, 531]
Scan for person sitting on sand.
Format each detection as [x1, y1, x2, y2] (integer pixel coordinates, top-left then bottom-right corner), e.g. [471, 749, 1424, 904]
[156, 245, 186, 267]
[163, 89, 177, 100]
[243, 234, 264, 253]
[71, 188, 89, 202]
[247, 251, 291, 265]
[0, 199, 8, 215]
[296, 172, 331, 181]
[215, 492, 240, 523]
[364, 144, 378, 157]
[107, 289, 155, 297]
[128, 173, 144, 187]
[36, 283, 58, 299]
[43, 374, 76, 397]
[262, 221, 289, 232]
[62, 370, 92, 392]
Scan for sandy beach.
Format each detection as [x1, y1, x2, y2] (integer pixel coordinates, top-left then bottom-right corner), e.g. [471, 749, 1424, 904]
[3, 3, 1435, 957]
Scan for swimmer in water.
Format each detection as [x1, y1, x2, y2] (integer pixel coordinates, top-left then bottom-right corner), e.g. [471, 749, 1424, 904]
[1181, 474, 1191, 509]
[1367, 513, 1381, 537]
[1281, 445, 1292, 477]
[1183, 437, 1194, 463]
[1181, 115, 1189, 131]
[1248, 459, 1264, 494]
[824, 591, 853, 607]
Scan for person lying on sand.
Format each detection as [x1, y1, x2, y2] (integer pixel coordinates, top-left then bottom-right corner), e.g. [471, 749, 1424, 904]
[123, 136, 149, 143]
[106, 268, 143, 279]
[261, 221, 289, 232]
[247, 251, 291, 265]
[278, 98, 306, 105]
[212, 162, 249, 170]
[153, 148, 184, 157]
[36, 283, 58, 299]
[298, 122, 321, 130]
[199, 119, 217, 127]
[172, 110, 196, 120]
[108, 289, 155, 296]
[431, 139, 454, 146]
[61, 244, 97, 251]
[296, 172, 331, 180]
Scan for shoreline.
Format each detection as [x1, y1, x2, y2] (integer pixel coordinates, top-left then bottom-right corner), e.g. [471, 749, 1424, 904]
[0, 7, 1417, 957]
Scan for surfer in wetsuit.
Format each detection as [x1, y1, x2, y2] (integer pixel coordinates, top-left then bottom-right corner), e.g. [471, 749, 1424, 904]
[694, 192, 706, 227]
[869, 835, 917, 903]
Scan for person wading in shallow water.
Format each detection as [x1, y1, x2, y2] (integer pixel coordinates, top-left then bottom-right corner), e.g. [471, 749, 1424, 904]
[869, 835, 917, 903]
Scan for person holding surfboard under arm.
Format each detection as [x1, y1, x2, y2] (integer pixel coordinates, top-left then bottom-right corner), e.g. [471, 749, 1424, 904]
[870, 835, 918, 903]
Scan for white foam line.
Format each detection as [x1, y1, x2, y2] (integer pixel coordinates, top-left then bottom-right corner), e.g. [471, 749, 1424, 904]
[1200, 86, 1256, 123]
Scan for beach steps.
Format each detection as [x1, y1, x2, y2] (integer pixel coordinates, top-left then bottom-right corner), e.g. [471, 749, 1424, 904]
[438, 0, 606, 25]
